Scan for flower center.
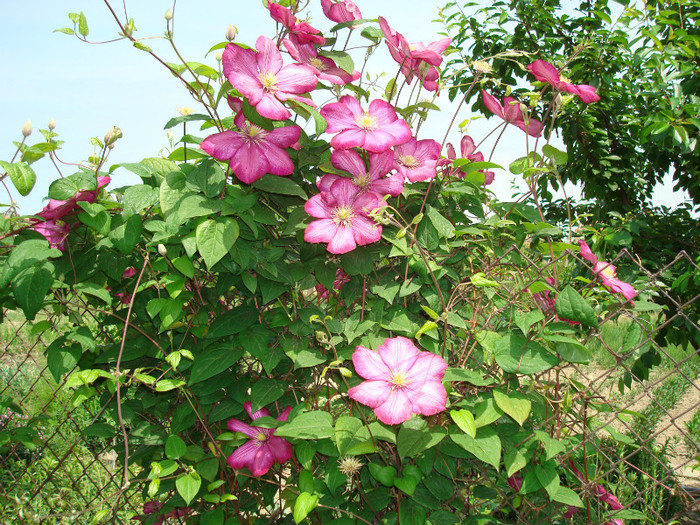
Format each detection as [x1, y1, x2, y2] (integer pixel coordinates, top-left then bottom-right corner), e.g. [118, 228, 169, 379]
[355, 112, 379, 132]
[353, 174, 371, 189]
[310, 58, 327, 71]
[254, 431, 268, 443]
[389, 370, 411, 390]
[398, 155, 421, 169]
[259, 71, 278, 92]
[241, 122, 268, 143]
[599, 265, 617, 279]
[332, 205, 355, 226]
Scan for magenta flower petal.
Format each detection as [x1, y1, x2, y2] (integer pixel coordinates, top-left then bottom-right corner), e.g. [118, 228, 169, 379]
[304, 219, 335, 244]
[225, 404, 293, 477]
[327, 225, 357, 254]
[321, 0, 362, 25]
[321, 95, 411, 152]
[527, 59, 600, 103]
[349, 336, 447, 425]
[374, 388, 415, 425]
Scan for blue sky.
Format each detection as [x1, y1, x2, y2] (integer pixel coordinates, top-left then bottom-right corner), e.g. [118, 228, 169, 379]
[0, 0, 689, 214]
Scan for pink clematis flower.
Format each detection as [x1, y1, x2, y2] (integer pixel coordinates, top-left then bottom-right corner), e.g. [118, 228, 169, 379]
[578, 240, 636, 301]
[347, 336, 448, 425]
[38, 176, 111, 221]
[304, 178, 384, 254]
[34, 220, 72, 251]
[527, 59, 600, 103]
[283, 38, 360, 85]
[394, 137, 441, 182]
[481, 90, 543, 137]
[321, 0, 363, 26]
[321, 95, 412, 153]
[268, 2, 326, 45]
[201, 112, 301, 184]
[315, 267, 351, 301]
[377, 17, 450, 92]
[223, 36, 318, 121]
[318, 149, 404, 197]
[443, 135, 495, 184]
[226, 402, 293, 477]
[568, 461, 625, 524]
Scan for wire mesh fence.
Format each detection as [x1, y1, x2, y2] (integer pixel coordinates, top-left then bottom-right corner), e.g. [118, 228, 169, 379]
[0, 247, 698, 524]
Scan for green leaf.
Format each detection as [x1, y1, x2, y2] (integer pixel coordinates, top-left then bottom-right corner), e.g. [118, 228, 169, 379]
[122, 184, 159, 214]
[186, 158, 226, 198]
[207, 305, 258, 339]
[109, 214, 142, 254]
[250, 378, 286, 413]
[293, 492, 319, 524]
[335, 416, 375, 455]
[450, 427, 501, 470]
[542, 144, 568, 165]
[471, 272, 500, 287]
[175, 471, 201, 505]
[426, 205, 455, 239]
[492, 391, 531, 426]
[514, 310, 544, 335]
[546, 335, 590, 364]
[534, 431, 567, 460]
[450, 409, 476, 437]
[0, 161, 36, 196]
[399, 497, 427, 525]
[46, 342, 81, 382]
[78, 11, 89, 37]
[397, 418, 431, 458]
[504, 448, 527, 478]
[551, 485, 583, 508]
[252, 174, 307, 198]
[196, 217, 239, 269]
[534, 461, 560, 500]
[77, 203, 111, 235]
[494, 334, 559, 375]
[12, 262, 54, 320]
[369, 464, 397, 486]
[48, 172, 96, 200]
[443, 368, 493, 386]
[274, 411, 333, 440]
[165, 434, 187, 460]
[556, 286, 597, 327]
[189, 343, 244, 385]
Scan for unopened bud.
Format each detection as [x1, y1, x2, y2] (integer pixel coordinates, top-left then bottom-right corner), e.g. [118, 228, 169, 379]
[48, 117, 56, 130]
[215, 50, 223, 62]
[225, 24, 237, 42]
[104, 126, 123, 146]
[164, 9, 173, 21]
[157, 244, 167, 257]
[21, 120, 33, 138]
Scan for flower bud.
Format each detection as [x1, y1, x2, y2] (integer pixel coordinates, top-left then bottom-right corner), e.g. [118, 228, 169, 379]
[225, 24, 237, 42]
[157, 244, 167, 257]
[164, 9, 173, 21]
[21, 120, 33, 138]
[215, 50, 223, 62]
[48, 117, 56, 130]
[104, 126, 123, 147]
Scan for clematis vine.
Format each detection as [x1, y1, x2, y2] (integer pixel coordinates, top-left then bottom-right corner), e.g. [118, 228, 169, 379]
[304, 177, 384, 254]
[268, 1, 326, 45]
[318, 149, 404, 197]
[481, 90, 543, 137]
[378, 17, 451, 92]
[223, 36, 318, 121]
[347, 336, 448, 425]
[393, 137, 442, 182]
[321, 95, 412, 153]
[283, 38, 360, 85]
[200, 112, 301, 184]
[579, 240, 637, 301]
[321, 0, 363, 26]
[38, 175, 111, 221]
[527, 59, 600, 103]
[226, 402, 293, 477]
[443, 134, 495, 185]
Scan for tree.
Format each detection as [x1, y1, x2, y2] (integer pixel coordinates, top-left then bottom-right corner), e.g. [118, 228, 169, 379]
[441, 0, 700, 214]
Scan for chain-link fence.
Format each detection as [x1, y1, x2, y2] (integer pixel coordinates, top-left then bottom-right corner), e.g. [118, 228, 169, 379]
[1, 248, 698, 524]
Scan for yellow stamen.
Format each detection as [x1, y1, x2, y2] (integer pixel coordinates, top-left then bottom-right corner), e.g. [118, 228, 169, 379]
[332, 205, 355, 226]
[399, 155, 420, 169]
[259, 71, 278, 92]
[355, 112, 378, 132]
